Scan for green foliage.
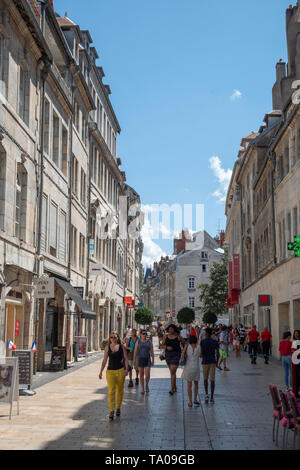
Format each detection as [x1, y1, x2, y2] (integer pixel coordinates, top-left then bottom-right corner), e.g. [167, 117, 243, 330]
[199, 249, 228, 323]
[135, 307, 154, 326]
[177, 307, 195, 325]
[202, 312, 218, 325]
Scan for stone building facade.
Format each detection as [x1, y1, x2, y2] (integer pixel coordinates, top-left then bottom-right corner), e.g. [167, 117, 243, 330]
[225, 3, 300, 358]
[143, 230, 224, 323]
[0, 0, 143, 368]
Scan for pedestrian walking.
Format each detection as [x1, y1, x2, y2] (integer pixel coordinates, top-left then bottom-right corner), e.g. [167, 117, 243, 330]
[200, 327, 219, 403]
[232, 326, 241, 358]
[133, 329, 154, 395]
[217, 325, 230, 371]
[246, 325, 260, 364]
[181, 335, 201, 407]
[124, 325, 132, 341]
[238, 324, 247, 350]
[125, 328, 140, 387]
[161, 324, 185, 395]
[279, 331, 293, 390]
[99, 331, 129, 421]
[261, 327, 272, 364]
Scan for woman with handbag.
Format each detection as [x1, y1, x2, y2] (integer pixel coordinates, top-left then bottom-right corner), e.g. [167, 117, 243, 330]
[99, 331, 129, 421]
[181, 335, 201, 407]
[125, 329, 140, 387]
[133, 330, 154, 395]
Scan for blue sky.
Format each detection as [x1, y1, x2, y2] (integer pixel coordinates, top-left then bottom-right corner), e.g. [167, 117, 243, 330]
[55, 0, 289, 265]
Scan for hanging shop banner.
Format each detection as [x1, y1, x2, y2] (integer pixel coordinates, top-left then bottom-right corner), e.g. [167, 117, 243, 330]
[11, 350, 33, 387]
[124, 296, 133, 305]
[74, 336, 88, 357]
[35, 277, 55, 299]
[0, 357, 19, 420]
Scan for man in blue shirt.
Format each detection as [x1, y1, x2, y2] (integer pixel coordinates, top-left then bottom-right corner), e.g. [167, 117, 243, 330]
[200, 327, 219, 404]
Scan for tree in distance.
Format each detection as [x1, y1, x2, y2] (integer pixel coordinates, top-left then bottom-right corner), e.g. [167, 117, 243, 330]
[135, 307, 154, 326]
[177, 307, 195, 325]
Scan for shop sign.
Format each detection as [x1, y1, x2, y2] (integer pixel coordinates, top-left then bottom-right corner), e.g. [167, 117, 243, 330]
[89, 263, 102, 276]
[35, 278, 55, 299]
[124, 296, 133, 305]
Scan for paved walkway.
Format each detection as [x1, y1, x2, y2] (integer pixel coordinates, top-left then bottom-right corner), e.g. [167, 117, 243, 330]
[0, 340, 295, 450]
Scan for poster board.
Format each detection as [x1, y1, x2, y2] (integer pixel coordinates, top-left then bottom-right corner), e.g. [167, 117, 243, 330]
[0, 357, 19, 419]
[292, 341, 300, 399]
[11, 350, 33, 386]
[50, 346, 67, 371]
[74, 336, 88, 357]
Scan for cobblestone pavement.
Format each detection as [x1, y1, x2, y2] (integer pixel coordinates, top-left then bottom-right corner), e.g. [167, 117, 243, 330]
[0, 339, 296, 450]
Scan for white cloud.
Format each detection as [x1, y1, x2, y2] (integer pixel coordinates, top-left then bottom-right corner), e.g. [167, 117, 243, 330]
[230, 89, 242, 101]
[209, 156, 232, 203]
[141, 218, 166, 267]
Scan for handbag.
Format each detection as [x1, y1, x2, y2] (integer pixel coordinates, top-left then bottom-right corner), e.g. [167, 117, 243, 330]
[159, 349, 166, 361]
[179, 351, 187, 366]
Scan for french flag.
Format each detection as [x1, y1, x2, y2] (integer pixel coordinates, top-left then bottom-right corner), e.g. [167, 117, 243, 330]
[31, 341, 37, 353]
[7, 340, 16, 350]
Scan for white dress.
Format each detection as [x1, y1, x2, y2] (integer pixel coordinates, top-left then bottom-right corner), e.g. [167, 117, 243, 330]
[181, 345, 201, 382]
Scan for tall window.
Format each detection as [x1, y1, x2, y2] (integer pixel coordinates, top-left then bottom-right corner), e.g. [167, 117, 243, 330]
[15, 173, 21, 239]
[71, 225, 77, 267]
[79, 234, 85, 272]
[44, 99, 50, 155]
[62, 126, 68, 176]
[0, 37, 3, 84]
[52, 111, 60, 167]
[188, 277, 195, 289]
[59, 211, 67, 261]
[80, 169, 86, 207]
[293, 207, 298, 237]
[15, 165, 27, 241]
[19, 66, 29, 124]
[49, 202, 58, 257]
[41, 194, 48, 252]
[202, 264, 207, 273]
[189, 297, 195, 309]
[72, 156, 79, 196]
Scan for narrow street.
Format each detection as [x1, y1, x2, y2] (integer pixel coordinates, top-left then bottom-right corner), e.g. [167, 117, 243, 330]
[0, 339, 293, 450]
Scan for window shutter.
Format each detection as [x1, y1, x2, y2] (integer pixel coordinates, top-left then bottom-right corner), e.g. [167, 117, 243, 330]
[59, 211, 66, 261]
[40, 194, 48, 252]
[49, 202, 57, 249]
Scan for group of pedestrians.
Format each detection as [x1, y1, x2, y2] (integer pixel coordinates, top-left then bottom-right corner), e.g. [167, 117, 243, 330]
[98, 323, 300, 420]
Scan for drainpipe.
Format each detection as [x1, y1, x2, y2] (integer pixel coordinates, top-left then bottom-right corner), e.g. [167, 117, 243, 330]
[238, 183, 245, 291]
[86, 122, 97, 299]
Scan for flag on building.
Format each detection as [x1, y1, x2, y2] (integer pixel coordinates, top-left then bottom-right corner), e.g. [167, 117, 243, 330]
[31, 341, 37, 353]
[7, 340, 16, 350]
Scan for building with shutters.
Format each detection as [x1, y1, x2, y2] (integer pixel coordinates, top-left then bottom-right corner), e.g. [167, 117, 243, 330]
[0, 0, 143, 369]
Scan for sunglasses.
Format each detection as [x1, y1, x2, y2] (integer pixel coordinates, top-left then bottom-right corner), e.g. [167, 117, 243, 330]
[110, 336, 118, 339]
[141, 332, 147, 335]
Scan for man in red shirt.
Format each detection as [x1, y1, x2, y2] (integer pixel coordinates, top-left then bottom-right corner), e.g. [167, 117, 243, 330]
[261, 326, 272, 365]
[246, 325, 260, 364]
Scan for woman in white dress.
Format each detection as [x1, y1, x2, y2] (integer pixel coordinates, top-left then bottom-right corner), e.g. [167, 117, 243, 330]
[181, 335, 201, 407]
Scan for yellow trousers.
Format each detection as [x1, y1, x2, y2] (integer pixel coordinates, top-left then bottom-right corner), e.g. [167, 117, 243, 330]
[106, 368, 125, 412]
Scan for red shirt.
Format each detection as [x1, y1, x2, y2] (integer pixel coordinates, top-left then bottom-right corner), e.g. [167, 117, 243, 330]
[279, 340, 292, 356]
[248, 329, 260, 342]
[190, 329, 197, 337]
[261, 331, 272, 342]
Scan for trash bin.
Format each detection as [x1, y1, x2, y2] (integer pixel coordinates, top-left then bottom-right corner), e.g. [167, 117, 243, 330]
[73, 342, 79, 362]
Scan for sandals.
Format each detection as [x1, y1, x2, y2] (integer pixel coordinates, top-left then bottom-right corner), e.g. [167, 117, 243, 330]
[116, 409, 121, 416]
[109, 411, 114, 421]
[205, 395, 209, 404]
[194, 401, 200, 406]
[188, 403, 193, 408]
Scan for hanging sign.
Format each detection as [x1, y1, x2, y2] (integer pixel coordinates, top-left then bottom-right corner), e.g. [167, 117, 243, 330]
[35, 278, 55, 299]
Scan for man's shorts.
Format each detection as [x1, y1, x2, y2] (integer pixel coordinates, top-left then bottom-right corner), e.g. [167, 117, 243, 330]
[219, 348, 228, 359]
[202, 363, 216, 381]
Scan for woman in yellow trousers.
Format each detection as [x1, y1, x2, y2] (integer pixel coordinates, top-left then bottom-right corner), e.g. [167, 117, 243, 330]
[99, 331, 129, 421]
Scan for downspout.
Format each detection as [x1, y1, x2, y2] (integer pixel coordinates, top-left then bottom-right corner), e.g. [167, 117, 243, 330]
[238, 183, 245, 291]
[86, 122, 97, 300]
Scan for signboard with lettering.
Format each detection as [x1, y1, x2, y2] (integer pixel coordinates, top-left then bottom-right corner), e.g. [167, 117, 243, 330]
[35, 278, 55, 299]
[74, 336, 88, 357]
[292, 340, 300, 399]
[50, 347, 67, 371]
[11, 350, 33, 386]
[89, 264, 102, 276]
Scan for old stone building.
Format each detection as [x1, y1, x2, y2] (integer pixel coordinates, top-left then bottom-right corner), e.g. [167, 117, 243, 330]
[0, 0, 143, 367]
[225, 3, 300, 358]
[144, 230, 224, 323]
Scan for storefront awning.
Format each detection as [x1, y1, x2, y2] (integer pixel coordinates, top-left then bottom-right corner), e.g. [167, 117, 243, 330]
[54, 278, 96, 320]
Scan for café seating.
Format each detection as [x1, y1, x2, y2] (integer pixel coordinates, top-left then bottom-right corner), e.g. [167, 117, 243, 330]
[279, 390, 295, 449]
[289, 391, 300, 449]
[269, 384, 284, 446]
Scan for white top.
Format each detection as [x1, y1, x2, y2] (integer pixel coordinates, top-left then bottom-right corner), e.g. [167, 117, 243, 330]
[181, 345, 201, 382]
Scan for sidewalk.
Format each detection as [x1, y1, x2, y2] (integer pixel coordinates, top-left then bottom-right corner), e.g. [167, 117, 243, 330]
[0, 341, 295, 450]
